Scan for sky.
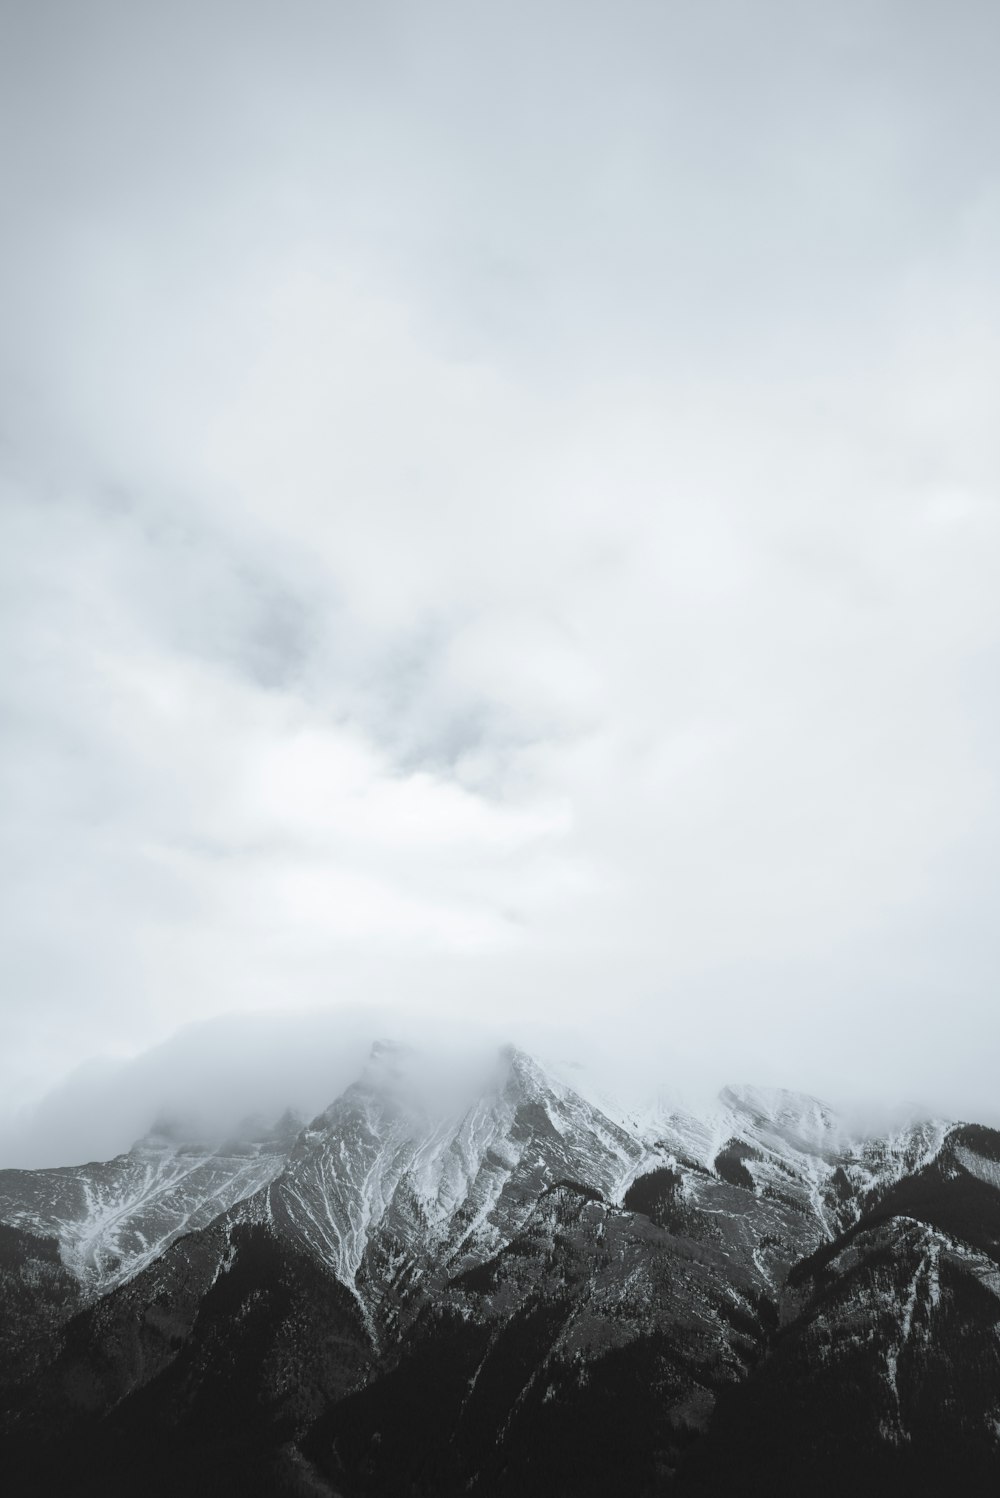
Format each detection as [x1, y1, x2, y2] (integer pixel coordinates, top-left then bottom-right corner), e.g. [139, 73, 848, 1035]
[2, 1, 1000, 1165]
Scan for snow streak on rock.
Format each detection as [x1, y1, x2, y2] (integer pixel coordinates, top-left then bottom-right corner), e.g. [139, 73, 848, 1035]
[265, 1046, 644, 1302]
[0, 1044, 963, 1322]
[0, 1129, 295, 1295]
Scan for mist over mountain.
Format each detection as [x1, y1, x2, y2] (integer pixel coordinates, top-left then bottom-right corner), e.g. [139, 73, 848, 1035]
[1, 1006, 976, 1173]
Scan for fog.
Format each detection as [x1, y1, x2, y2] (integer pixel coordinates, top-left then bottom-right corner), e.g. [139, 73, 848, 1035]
[4, 998, 999, 1170]
[2, 2, 1000, 1167]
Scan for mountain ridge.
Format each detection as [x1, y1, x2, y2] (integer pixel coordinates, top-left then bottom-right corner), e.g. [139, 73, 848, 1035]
[0, 1042, 961, 1306]
[3, 1041, 996, 1498]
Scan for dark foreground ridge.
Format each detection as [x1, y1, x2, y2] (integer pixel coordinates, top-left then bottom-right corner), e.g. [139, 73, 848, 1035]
[2, 1046, 999, 1497]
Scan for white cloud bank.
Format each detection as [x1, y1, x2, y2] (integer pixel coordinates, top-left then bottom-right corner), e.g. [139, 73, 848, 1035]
[2, 1, 1000, 1162]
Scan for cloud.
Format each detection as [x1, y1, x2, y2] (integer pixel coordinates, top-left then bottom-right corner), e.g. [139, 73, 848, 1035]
[2, 1, 1000, 1156]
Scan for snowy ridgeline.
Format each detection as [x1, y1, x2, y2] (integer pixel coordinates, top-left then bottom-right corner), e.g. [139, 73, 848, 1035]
[0, 1042, 963, 1305]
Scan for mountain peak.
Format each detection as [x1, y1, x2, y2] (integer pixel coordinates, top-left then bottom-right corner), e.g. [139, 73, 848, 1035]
[718, 1082, 842, 1158]
[501, 1044, 559, 1092]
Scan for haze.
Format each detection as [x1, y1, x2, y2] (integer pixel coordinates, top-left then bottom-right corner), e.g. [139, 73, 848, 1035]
[2, 1, 999, 1166]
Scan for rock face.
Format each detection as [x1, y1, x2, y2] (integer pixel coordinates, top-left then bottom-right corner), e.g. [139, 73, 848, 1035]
[0, 1112, 300, 1296]
[2, 1045, 999, 1497]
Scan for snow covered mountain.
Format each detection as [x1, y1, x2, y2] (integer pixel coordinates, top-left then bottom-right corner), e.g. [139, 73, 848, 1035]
[0, 1111, 300, 1295]
[2, 1042, 999, 1498]
[262, 1043, 643, 1326]
[0, 1044, 934, 1310]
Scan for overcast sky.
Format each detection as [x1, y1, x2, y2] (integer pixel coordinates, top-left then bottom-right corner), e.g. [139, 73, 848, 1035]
[2, 1, 1000, 1164]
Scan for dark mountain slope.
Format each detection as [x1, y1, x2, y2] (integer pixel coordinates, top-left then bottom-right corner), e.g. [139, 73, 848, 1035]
[673, 1127, 1000, 1498]
[4, 1221, 370, 1498]
[0, 1224, 81, 1397]
[304, 1180, 777, 1497]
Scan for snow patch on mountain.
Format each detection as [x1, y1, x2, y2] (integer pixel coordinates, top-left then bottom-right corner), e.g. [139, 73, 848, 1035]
[839, 1118, 953, 1208]
[955, 1144, 1000, 1190]
[0, 1126, 296, 1295]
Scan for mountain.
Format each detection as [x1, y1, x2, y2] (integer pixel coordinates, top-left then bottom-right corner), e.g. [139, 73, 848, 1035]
[0, 1110, 301, 1296]
[2, 1043, 998, 1497]
[265, 1042, 644, 1337]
